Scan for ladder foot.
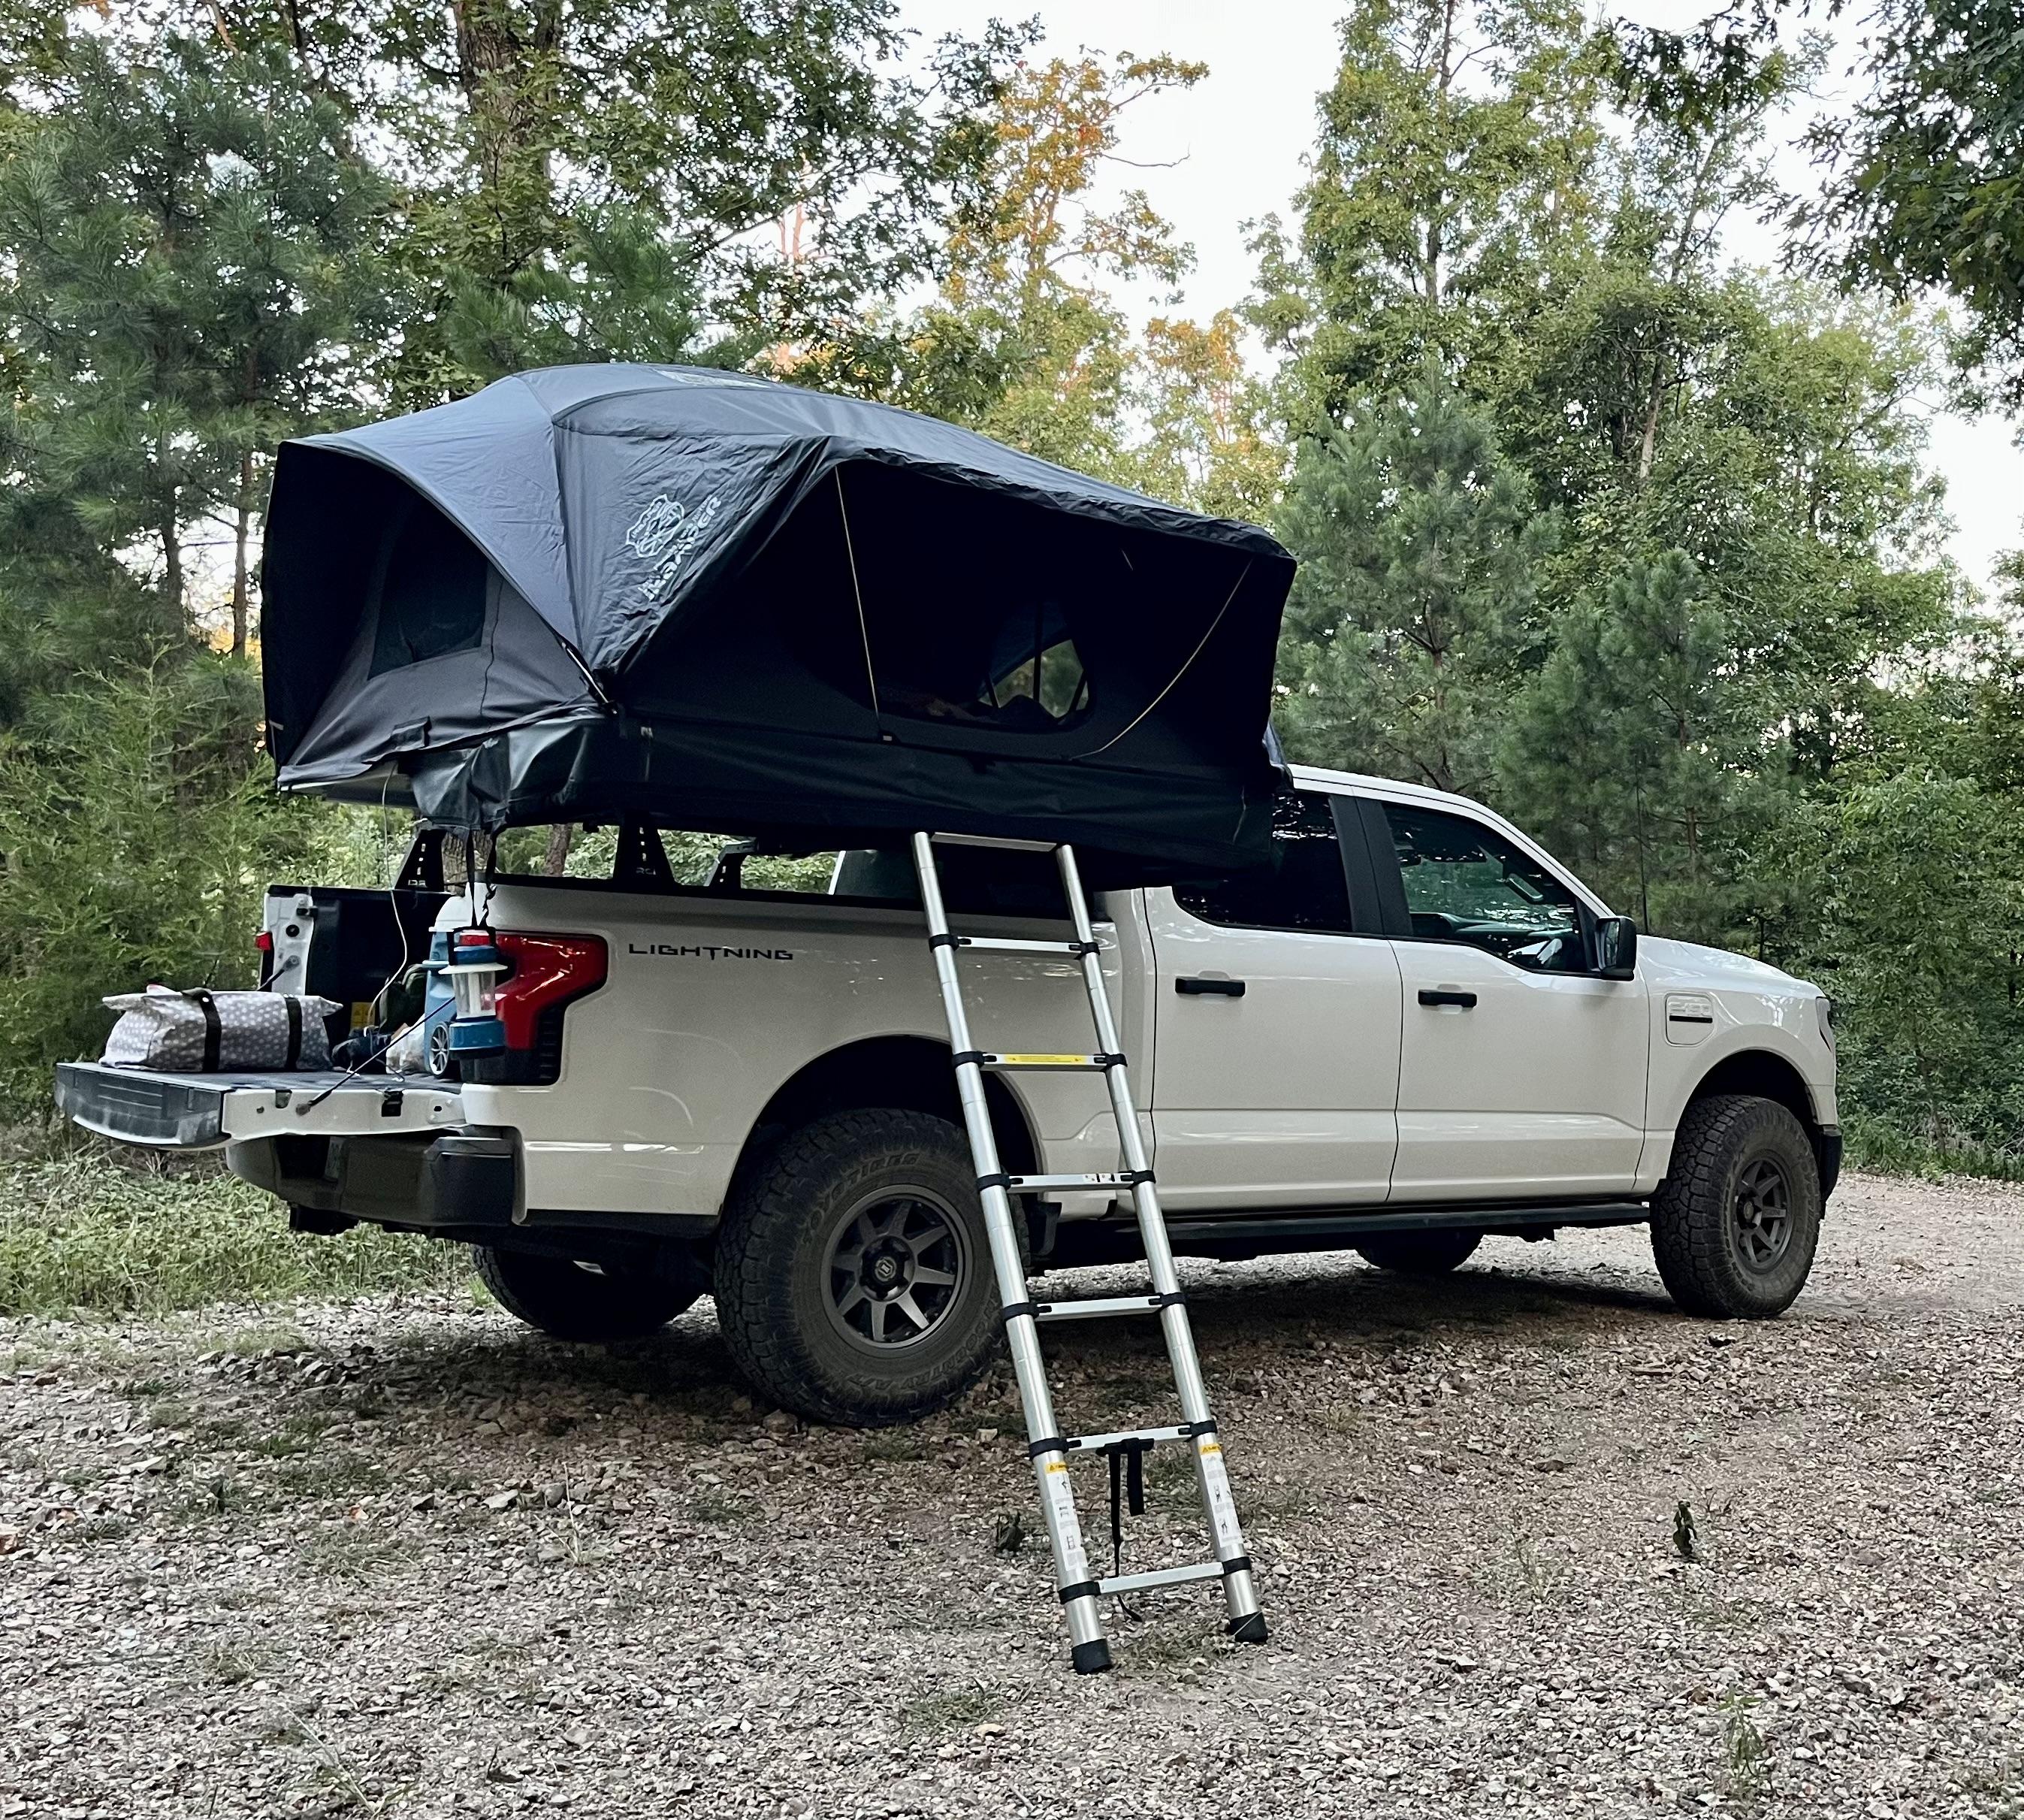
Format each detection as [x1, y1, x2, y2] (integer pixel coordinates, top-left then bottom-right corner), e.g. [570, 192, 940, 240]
[1071, 1637, 1114, 1675]
[1226, 1611, 1269, 1645]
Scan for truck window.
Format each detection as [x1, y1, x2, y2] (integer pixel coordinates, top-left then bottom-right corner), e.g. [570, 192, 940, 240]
[1174, 790, 1357, 934]
[1380, 803, 1584, 972]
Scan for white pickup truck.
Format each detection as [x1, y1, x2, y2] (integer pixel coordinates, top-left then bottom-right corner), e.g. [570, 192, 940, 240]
[58, 764, 1839, 1426]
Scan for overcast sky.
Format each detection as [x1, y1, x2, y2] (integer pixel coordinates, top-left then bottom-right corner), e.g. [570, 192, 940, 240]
[903, 0, 2020, 597]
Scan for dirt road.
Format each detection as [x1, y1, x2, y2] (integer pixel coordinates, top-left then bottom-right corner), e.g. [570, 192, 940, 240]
[2, 1171, 2020, 1818]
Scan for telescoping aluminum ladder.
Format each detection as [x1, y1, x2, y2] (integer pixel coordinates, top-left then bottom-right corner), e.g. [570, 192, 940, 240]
[911, 832, 1268, 1673]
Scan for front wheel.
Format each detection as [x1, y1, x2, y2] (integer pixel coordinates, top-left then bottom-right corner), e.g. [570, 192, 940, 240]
[1651, 1093, 1822, 1318]
[712, 1109, 1008, 1425]
[474, 1244, 700, 1342]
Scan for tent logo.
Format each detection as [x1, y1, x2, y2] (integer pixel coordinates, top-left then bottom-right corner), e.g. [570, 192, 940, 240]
[625, 492, 723, 600]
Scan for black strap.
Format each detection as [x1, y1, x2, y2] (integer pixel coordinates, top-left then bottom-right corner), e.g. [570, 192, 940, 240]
[1219, 1553, 1255, 1578]
[1152, 1289, 1187, 1309]
[1056, 1579, 1101, 1606]
[1095, 1051, 1128, 1071]
[975, 1172, 1011, 1193]
[191, 990, 222, 1071]
[283, 996, 303, 1070]
[951, 1049, 986, 1069]
[1026, 1435, 1067, 1459]
[1000, 1300, 1038, 1326]
[1069, 939, 1101, 955]
[1122, 1168, 1156, 1186]
[928, 932, 961, 951]
[1103, 1438, 1153, 1619]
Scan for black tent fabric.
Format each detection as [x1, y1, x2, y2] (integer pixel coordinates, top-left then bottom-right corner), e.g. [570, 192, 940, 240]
[263, 364, 1294, 881]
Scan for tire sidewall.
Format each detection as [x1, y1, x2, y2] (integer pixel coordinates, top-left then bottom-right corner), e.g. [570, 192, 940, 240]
[1654, 1096, 1823, 1318]
[1708, 1111, 1820, 1312]
[717, 1111, 1010, 1425]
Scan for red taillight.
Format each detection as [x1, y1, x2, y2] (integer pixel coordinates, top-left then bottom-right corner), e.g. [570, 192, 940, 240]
[255, 930, 274, 954]
[491, 932, 607, 1051]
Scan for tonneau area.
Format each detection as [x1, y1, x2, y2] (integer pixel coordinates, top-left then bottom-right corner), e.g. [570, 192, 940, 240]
[55, 1061, 464, 1150]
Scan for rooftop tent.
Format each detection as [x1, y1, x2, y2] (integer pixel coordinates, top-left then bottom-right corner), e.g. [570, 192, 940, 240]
[261, 364, 1295, 882]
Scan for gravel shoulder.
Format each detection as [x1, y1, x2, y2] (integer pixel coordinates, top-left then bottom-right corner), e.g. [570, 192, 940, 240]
[2, 1170, 2020, 1819]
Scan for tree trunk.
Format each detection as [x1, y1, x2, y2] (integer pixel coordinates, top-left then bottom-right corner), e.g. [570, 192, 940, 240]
[543, 824, 573, 878]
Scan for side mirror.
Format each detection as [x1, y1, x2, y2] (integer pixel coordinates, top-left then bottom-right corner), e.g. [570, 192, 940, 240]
[1592, 915, 1637, 981]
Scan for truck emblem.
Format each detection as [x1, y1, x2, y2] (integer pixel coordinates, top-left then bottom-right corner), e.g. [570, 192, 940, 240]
[627, 943, 794, 961]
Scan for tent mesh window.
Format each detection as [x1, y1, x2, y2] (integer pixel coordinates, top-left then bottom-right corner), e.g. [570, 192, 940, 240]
[369, 501, 488, 677]
[872, 593, 1090, 735]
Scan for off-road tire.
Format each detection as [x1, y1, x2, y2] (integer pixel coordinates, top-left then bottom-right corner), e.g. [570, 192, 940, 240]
[1651, 1093, 1821, 1318]
[1353, 1230, 1482, 1276]
[713, 1109, 1009, 1426]
[474, 1244, 700, 1342]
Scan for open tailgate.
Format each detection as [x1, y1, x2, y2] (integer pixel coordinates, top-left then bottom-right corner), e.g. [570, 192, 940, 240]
[56, 1061, 464, 1150]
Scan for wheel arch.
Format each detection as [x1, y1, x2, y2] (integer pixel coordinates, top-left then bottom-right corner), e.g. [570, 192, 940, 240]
[1682, 1048, 1837, 1196]
[727, 1035, 1039, 1204]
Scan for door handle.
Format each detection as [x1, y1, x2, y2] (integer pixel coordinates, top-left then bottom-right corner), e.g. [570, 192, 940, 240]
[1418, 988, 1477, 1008]
[1175, 977, 1246, 997]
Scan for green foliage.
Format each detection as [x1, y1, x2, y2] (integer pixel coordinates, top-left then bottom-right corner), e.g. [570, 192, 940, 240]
[1276, 363, 1555, 797]
[1807, 770, 2024, 1151]
[0, 1149, 458, 1315]
[0, 30, 393, 645]
[1257, 0, 1606, 411]
[0, 658, 315, 1112]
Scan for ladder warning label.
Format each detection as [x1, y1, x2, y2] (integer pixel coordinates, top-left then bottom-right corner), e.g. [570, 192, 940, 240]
[1040, 1459, 1089, 1583]
[1197, 1439, 1244, 1555]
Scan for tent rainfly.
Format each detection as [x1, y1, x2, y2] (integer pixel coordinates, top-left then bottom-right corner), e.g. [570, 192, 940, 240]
[261, 364, 1295, 883]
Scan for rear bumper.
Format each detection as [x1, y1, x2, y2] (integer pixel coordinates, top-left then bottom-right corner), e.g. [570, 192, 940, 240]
[56, 1061, 463, 1150]
[226, 1128, 712, 1252]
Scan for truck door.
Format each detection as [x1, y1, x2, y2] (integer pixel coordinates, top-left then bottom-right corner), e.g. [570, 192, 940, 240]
[1361, 797, 1648, 1200]
[1144, 786, 1402, 1211]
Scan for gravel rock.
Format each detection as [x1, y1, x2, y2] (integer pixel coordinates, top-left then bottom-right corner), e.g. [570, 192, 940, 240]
[0, 1168, 2019, 1816]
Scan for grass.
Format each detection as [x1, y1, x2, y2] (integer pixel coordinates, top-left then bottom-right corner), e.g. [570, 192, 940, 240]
[0, 1149, 463, 1317]
[1841, 1114, 2024, 1183]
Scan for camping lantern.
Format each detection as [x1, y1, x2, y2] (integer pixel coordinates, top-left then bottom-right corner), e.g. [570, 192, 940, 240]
[443, 928, 508, 1057]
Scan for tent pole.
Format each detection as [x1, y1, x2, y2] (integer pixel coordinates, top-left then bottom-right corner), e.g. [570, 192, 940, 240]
[835, 470, 884, 733]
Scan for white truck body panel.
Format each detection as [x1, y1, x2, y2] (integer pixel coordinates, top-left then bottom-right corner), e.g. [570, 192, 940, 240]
[453, 883, 1144, 1219]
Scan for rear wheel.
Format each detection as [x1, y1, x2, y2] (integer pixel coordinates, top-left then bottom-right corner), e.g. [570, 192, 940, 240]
[712, 1109, 1007, 1425]
[1353, 1230, 1482, 1276]
[474, 1245, 699, 1342]
[1651, 1093, 1822, 1318]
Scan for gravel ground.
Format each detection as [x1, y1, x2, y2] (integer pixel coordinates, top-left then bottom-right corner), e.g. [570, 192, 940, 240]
[2, 1169, 2020, 1819]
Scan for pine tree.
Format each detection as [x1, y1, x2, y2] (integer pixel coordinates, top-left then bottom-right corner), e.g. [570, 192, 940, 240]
[0, 31, 391, 649]
[1274, 363, 1555, 796]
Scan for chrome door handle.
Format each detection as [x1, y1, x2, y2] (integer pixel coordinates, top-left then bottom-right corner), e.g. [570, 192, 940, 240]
[1418, 989, 1477, 1008]
[1175, 977, 1246, 996]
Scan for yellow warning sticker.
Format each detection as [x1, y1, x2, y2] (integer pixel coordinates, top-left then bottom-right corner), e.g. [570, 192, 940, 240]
[994, 1053, 1088, 1066]
[1198, 1441, 1223, 1458]
[1044, 1460, 1069, 1474]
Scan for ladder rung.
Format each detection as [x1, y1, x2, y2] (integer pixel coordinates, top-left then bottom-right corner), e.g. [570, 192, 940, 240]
[930, 832, 1058, 852]
[979, 1053, 1108, 1072]
[1098, 1561, 1227, 1597]
[952, 936, 1089, 956]
[1034, 1295, 1166, 1323]
[1008, 1172, 1134, 1191]
[1065, 1425, 1192, 1452]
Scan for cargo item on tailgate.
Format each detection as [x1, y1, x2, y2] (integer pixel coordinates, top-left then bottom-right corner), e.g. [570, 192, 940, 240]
[102, 987, 340, 1072]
